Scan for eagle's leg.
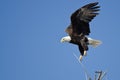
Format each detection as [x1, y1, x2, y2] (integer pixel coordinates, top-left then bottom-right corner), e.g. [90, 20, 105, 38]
[84, 50, 87, 56]
[79, 51, 87, 61]
[79, 55, 83, 61]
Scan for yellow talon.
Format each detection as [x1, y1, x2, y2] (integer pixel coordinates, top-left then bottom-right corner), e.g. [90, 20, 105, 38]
[84, 51, 87, 56]
[79, 55, 83, 61]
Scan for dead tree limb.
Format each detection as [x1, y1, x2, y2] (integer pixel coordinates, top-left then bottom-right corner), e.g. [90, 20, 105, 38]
[95, 71, 107, 80]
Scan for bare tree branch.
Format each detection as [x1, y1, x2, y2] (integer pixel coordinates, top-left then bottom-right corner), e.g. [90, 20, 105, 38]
[72, 53, 107, 80]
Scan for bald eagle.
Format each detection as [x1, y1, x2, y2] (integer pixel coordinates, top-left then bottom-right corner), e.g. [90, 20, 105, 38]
[61, 2, 102, 60]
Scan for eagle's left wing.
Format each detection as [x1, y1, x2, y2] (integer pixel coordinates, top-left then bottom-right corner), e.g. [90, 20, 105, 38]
[71, 2, 100, 35]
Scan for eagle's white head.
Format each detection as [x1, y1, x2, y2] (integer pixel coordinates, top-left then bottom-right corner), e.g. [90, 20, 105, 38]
[60, 36, 71, 43]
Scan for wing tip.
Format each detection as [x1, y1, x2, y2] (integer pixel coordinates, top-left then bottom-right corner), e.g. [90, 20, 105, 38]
[82, 2, 99, 8]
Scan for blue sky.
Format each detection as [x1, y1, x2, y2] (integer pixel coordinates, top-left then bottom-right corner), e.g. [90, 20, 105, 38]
[0, 0, 120, 80]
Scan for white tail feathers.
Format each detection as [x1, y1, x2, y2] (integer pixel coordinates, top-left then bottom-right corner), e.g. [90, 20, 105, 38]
[88, 37, 102, 48]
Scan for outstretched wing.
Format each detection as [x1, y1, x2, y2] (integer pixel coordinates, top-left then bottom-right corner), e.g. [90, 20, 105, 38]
[70, 2, 100, 35]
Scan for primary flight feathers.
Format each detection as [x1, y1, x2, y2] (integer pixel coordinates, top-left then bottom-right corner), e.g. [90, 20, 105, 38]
[66, 2, 100, 36]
